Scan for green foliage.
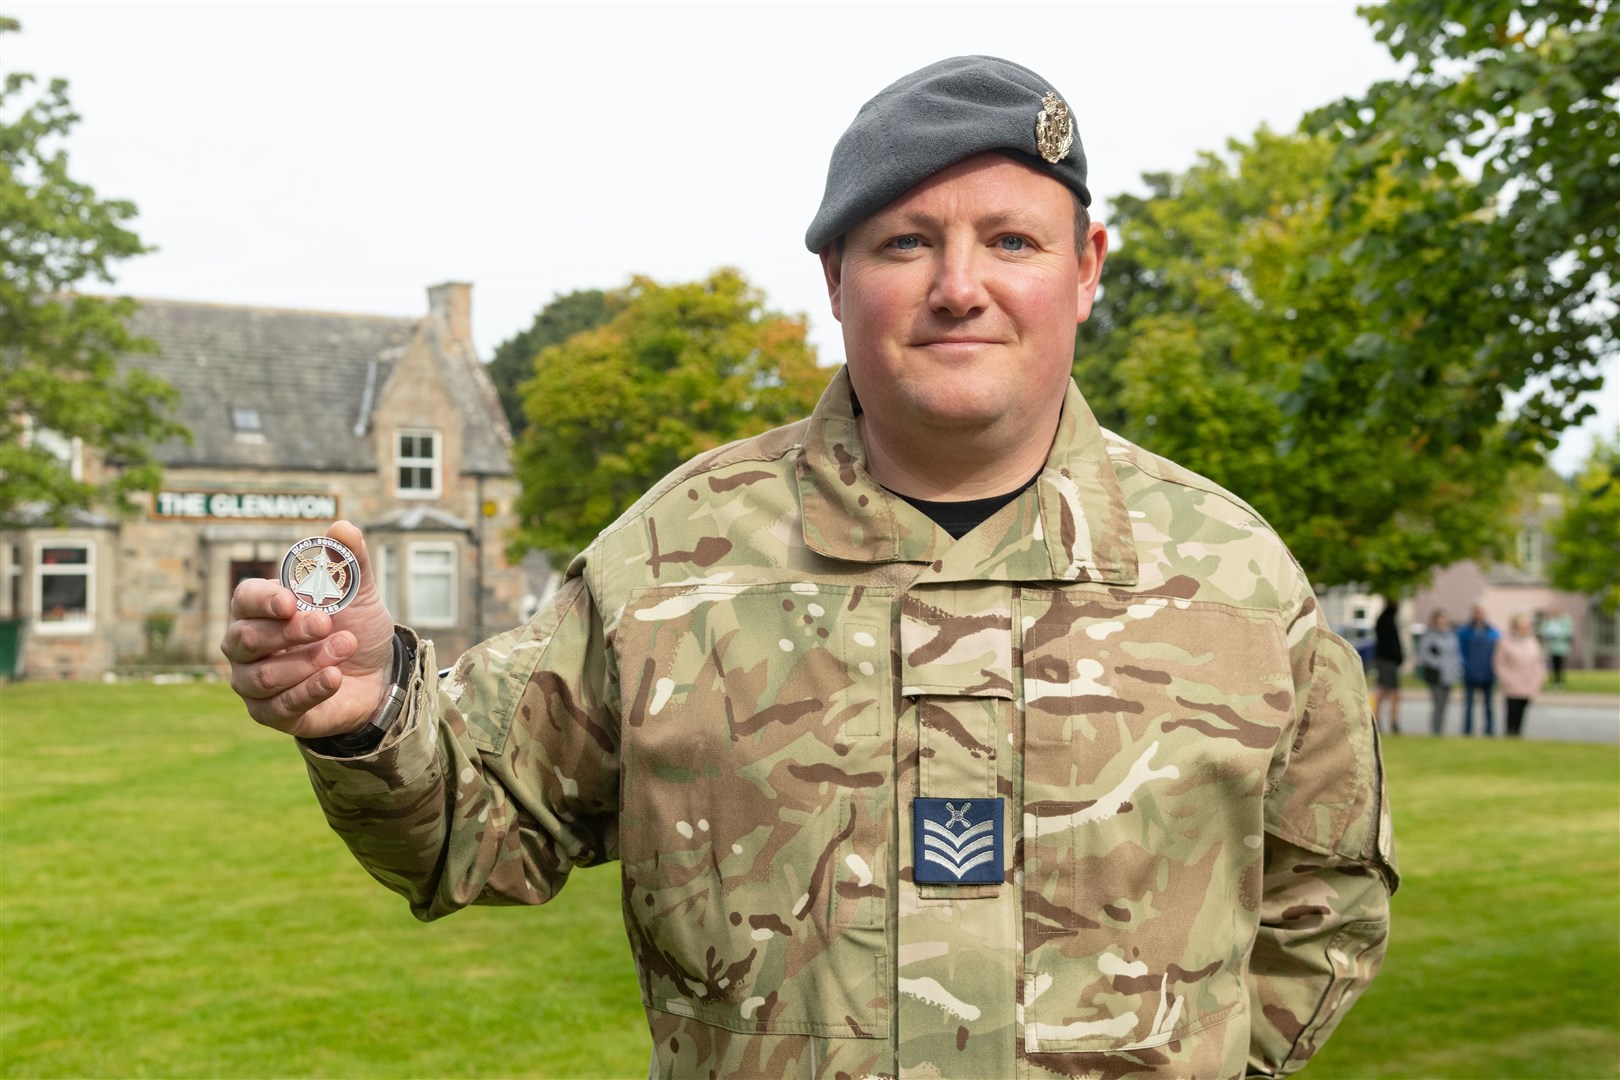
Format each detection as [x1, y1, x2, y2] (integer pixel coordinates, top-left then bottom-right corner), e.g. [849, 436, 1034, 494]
[0, 18, 187, 525]
[487, 288, 623, 436]
[1077, 1, 1618, 591]
[1550, 432, 1620, 611]
[1307, 0, 1617, 468]
[1077, 129, 1526, 591]
[510, 268, 825, 560]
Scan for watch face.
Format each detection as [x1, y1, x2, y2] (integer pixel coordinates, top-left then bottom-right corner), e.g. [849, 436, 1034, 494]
[280, 536, 361, 614]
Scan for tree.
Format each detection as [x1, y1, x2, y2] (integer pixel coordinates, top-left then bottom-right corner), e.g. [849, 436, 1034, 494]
[510, 268, 825, 559]
[1075, 128, 1534, 591]
[1307, 0, 1618, 462]
[1550, 432, 1620, 612]
[487, 288, 623, 436]
[1076, 1, 1618, 592]
[0, 18, 187, 524]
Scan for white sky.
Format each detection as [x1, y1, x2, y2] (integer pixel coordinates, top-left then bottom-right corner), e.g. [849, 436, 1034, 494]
[7, 0, 1614, 473]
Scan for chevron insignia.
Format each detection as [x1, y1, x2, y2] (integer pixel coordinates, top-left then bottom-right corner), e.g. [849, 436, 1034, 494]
[913, 797, 1004, 885]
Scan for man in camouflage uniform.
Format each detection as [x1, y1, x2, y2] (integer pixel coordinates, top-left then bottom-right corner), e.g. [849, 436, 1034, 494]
[224, 56, 1396, 1079]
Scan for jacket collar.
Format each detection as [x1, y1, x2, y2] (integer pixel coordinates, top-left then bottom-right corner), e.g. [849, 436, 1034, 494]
[795, 367, 1138, 585]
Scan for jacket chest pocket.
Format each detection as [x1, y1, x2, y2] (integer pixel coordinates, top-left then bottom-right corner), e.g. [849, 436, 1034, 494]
[614, 582, 894, 1039]
[1018, 589, 1293, 1054]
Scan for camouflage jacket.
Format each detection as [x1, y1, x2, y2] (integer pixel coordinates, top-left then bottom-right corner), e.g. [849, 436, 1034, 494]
[304, 368, 1398, 1079]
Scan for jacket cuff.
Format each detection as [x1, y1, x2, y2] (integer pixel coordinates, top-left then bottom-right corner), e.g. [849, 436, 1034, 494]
[299, 627, 439, 794]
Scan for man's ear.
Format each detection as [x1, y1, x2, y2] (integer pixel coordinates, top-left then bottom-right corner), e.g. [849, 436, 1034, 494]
[819, 244, 844, 323]
[1075, 221, 1109, 326]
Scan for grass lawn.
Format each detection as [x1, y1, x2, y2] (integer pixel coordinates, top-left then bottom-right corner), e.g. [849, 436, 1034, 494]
[1308, 735, 1620, 1079]
[1556, 668, 1620, 695]
[1400, 667, 1620, 694]
[1, 682, 647, 1078]
[3, 682, 1618, 1078]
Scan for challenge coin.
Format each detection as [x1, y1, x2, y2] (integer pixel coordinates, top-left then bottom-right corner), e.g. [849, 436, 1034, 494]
[280, 536, 361, 614]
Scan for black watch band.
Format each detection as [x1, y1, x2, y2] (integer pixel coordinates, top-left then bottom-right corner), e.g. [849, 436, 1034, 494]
[365, 631, 414, 733]
[309, 631, 414, 757]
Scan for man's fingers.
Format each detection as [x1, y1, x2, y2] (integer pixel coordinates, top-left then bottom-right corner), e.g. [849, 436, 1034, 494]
[230, 578, 295, 621]
[229, 633, 356, 701]
[244, 665, 344, 732]
[222, 522, 393, 738]
[220, 609, 332, 665]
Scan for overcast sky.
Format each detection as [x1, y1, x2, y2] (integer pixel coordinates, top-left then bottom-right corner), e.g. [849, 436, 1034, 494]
[7, 1, 1613, 473]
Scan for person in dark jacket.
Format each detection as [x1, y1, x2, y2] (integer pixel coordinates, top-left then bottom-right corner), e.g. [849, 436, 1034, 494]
[1457, 605, 1501, 736]
[1373, 596, 1404, 734]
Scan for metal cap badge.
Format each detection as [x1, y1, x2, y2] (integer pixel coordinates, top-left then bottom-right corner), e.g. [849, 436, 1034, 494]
[280, 536, 360, 614]
[1035, 91, 1073, 165]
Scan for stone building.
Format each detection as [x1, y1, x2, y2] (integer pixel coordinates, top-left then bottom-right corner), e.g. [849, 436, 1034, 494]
[2, 283, 539, 680]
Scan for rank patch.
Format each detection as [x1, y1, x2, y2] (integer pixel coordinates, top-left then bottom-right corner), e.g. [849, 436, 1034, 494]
[913, 797, 1004, 885]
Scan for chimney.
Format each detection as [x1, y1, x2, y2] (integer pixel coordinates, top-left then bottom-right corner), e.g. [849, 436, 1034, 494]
[427, 282, 473, 348]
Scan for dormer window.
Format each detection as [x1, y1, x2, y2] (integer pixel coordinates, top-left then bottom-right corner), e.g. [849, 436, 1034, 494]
[397, 429, 441, 498]
[231, 405, 266, 445]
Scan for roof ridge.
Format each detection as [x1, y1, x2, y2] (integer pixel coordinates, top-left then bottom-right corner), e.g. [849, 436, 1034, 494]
[78, 292, 421, 324]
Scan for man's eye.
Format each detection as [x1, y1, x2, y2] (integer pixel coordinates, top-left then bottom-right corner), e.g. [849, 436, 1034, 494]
[998, 235, 1029, 251]
[888, 236, 921, 251]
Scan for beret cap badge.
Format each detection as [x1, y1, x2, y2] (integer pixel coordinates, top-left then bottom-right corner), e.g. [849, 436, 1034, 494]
[1035, 91, 1074, 165]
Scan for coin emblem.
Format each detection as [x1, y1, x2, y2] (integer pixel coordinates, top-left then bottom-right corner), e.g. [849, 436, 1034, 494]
[280, 536, 361, 614]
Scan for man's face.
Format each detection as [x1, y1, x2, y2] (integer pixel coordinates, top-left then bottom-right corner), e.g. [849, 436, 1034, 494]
[820, 153, 1105, 450]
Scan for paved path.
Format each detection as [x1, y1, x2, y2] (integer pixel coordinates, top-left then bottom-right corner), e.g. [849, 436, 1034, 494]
[1376, 689, 1620, 744]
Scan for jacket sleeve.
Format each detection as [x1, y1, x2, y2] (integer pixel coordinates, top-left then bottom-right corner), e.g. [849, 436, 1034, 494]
[297, 569, 620, 921]
[1246, 614, 1399, 1077]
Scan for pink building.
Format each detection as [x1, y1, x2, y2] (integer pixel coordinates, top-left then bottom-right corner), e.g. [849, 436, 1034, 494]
[1408, 494, 1618, 670]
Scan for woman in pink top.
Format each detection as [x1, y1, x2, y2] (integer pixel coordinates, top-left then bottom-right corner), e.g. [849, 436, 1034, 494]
[1493, 613, 1547, 738]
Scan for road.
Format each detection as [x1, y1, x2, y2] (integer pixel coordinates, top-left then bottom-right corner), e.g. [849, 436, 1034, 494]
[1377, 689, 1620, 744]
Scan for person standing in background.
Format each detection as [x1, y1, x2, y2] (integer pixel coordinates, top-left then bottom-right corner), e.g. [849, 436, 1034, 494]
[1373, 596, 1404, 735]
[1537, 610, 1573, 688]
[1457, 605, 1500, 736]
[1495, 614, 1547, 738]
[1417, 610, 1463, 736]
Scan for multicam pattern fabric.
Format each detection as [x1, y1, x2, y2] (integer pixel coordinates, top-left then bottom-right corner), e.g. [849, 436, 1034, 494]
[302, 368, 1398, 1078]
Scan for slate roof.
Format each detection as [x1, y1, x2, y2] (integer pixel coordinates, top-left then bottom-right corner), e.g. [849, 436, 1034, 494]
[122, 298, 512, 475]
[367, 505, 473, 532]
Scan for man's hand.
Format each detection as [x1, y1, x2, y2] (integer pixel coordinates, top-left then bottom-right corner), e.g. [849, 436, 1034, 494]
[220, 520, 397, 739]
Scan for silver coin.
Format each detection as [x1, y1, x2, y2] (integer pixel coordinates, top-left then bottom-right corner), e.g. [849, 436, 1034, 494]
[280, 536, 361, 614]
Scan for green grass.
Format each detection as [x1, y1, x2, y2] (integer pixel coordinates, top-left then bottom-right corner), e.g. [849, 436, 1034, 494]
[3, 684, 1617, 1078]
[1556, 668, 1620, 695]
[0, 682, 648, 1078]
[1309, 737, 1620, 1079]
[1400, 667, 1619, 694]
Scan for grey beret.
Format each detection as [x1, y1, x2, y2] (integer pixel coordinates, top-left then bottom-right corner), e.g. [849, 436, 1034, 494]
[804, 55, 1089, 253]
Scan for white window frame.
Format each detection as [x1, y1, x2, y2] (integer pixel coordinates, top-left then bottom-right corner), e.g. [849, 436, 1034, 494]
[407, 542, 457, 628]
[396, 428, 442, 499]
[377, 543, 399, 618]
[34, 540, 94, 635]
[1515, 526, 1545, 576]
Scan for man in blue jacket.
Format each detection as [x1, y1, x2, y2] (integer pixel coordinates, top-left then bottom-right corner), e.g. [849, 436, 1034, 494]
[1457, 605, 1500, 736]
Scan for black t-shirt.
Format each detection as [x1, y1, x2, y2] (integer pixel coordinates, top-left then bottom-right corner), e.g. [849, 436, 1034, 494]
[890, 473, 1040, 540]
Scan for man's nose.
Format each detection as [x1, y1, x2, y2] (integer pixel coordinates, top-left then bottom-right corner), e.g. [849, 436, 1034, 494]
[927, 244, 990, 318]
